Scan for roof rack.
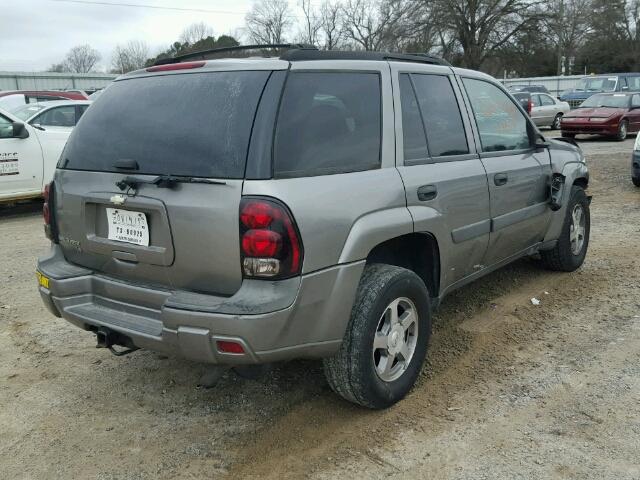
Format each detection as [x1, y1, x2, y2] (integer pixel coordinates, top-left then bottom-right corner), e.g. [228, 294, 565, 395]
[279, 49, 451, 67]
[154, 44, 318, 65]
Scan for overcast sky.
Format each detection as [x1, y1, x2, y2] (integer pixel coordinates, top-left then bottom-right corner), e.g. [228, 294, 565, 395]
[1, 0, 272, 72]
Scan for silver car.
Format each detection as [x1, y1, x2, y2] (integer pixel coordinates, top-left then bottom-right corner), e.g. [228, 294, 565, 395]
[36, 46, 590, 409]
[531, 92, 571, 129]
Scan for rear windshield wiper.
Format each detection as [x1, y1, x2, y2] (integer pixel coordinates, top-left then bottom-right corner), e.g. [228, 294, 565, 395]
[116, 174, 226, 191]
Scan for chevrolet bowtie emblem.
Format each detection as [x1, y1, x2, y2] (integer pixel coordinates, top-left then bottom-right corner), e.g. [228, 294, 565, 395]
[110, 194, 126, 205]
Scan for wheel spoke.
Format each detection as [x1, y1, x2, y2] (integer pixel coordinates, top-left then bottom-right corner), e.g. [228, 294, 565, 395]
[398, 343, 410, 361]
[399, 309, 415, 330]
[388, 299, 400, 325]
[373, 332, 388, 350]
[382, 353, 396, 375]
[569, 225, 577, 243]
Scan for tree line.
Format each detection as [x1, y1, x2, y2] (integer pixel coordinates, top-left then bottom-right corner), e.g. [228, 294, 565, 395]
[48, 0, 640, 78]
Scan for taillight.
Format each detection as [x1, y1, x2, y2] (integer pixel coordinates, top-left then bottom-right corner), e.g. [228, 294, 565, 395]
[239, 197, 303, 279]
[43, 182, 58, 243]
[527, 99, 533, 114]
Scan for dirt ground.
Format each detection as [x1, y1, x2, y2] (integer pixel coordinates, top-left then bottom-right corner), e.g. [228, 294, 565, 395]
[1, 136, 639, 480]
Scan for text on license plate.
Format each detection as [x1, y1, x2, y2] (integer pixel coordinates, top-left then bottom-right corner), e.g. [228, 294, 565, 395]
[106, 208, 149, 246]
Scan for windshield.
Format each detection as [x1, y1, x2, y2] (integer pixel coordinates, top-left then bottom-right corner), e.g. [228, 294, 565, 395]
[10, 103, 47, 121]
[575, 77, 617, 92]
[60, 70, 271, 178]
[579, 94, 630, 109]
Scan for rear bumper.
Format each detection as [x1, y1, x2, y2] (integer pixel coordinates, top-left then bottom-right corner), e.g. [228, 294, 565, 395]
[37, 245, 364, 365]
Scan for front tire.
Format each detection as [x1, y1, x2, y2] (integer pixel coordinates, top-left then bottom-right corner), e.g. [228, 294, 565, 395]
[633, 176, 640, 187]
[323, 264, 431, 409]
[540, 186, 590, 272]
[616, 120, 628, 141]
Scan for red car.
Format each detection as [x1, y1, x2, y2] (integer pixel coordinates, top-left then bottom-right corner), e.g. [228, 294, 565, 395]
[0, 90, 88, 110]
[561, 92, 640, 141]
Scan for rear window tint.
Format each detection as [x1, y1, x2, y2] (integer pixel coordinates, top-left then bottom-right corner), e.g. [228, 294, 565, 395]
[273, 72, 381, 177]
[410, 74, 469, 157]
[399, 74, 429, 162]
[60, 71, 270, 178]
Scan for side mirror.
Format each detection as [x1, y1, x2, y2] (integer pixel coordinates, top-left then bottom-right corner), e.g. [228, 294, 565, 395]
[11, 122, 29, 139]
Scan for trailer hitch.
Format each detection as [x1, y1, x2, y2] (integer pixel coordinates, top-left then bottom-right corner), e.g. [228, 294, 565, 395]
[95, 328, 139, 357]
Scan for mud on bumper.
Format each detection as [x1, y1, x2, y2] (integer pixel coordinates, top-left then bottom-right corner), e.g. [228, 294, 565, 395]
[37, 246, 363, 365]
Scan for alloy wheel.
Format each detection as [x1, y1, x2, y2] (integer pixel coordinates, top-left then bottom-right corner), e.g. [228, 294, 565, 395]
[373, 297, 419, 382]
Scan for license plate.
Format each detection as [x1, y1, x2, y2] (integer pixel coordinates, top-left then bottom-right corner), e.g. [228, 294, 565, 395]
[106, 208, 149, 246]
[36, 271, 49, 289]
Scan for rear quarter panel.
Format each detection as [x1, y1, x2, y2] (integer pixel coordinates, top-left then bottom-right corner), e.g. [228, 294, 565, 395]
[243, 61, 412, 274]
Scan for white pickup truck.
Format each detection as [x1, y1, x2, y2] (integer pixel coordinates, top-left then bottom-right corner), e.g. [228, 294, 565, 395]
[0, 100, 90, 203]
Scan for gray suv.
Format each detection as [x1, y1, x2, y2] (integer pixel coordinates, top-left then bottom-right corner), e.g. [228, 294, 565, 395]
[36, 46, 590, 409]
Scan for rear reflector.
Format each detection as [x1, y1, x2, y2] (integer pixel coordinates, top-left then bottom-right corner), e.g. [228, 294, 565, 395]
[217, 341, 245, 354]
[146, 61, 205, 72]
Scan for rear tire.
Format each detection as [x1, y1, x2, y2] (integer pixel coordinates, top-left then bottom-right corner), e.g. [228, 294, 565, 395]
[552, 113, 563, 130]
[616, 120, 628, 141]
[323, 264, 431, 409]
[633, 176, 640, 187]
[540, 186, 590, 272]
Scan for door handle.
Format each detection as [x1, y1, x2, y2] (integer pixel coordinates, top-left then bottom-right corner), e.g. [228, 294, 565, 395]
[494, 173, 508, 186]
[417, 184, 437, 201]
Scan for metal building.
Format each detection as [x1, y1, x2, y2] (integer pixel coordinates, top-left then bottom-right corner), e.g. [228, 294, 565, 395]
[0, 71, 116, 92]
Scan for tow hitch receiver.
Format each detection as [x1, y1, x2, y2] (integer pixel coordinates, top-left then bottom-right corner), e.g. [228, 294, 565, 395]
[549, 173, 566, 211]
[95, 328, 139, 357]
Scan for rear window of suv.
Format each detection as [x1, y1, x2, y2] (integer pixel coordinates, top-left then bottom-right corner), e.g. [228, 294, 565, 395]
[273, 72, 381, 177]
[59, 71, 270, 178]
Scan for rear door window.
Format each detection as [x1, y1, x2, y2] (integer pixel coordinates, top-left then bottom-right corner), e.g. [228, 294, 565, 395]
[399, 74, 429, 163]
[540, 94, 555, 106]
[410, 74, 469, 157]
[273, 72, 381, 177]
[60, 71, 271, 178]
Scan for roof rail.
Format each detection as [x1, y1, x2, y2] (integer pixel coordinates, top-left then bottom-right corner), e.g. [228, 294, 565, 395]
[154, 44, 318, 65]
[279, 49, 451, 67]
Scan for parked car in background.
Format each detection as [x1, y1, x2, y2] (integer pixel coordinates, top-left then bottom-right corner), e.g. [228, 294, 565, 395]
[0, 102, 89, 203]
[559, 73, 640, 109]
[633, 134, 640, 187]
[508, 84, 551, 94]
[0, 90, 87, 110]
[530, 93, 570, 129]
[35, 47, 590, 409]
[561, 92, 640, 140]
[512, 92, 533, 114]
[10, 100, 91, 127]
